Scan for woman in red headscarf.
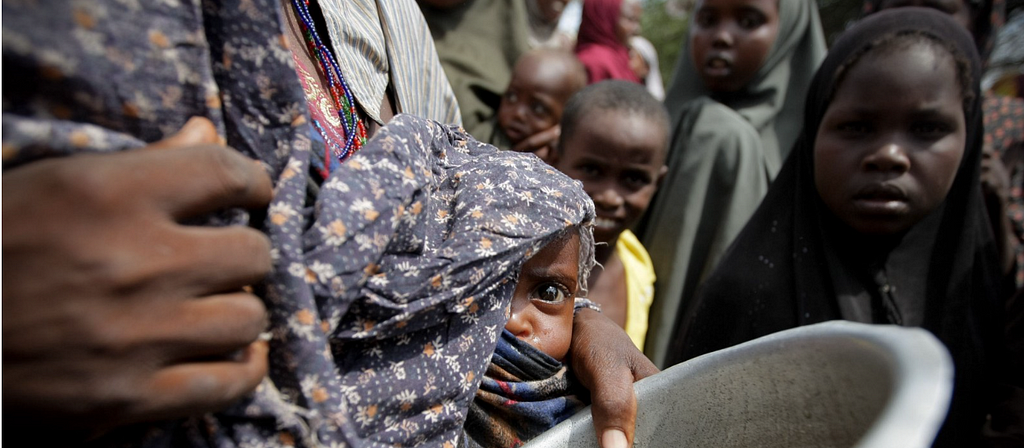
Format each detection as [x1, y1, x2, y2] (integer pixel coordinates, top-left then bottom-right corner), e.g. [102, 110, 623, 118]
[574, 0, 642, 84]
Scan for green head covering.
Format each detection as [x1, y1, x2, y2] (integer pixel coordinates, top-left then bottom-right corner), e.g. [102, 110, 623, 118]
[664, 0, 827, 163]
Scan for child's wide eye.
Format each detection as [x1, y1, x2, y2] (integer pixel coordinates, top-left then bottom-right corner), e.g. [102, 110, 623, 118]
[578, 163, 602, 178]
[505, 91, 519, 103]
[531, 102, 550, 117]
[737, 11, 767, 30]
[836, 121, 872, 136]
[911, 121, 953, 140]
[533, 283, 570, 304]
[622, 170, 652, 190]
[694, 11, 717, 28]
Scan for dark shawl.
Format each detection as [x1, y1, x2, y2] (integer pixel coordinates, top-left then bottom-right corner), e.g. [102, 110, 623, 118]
[574, 0, 640, 84]
[668, 9, 1005, 447]
[862, 0, 1006, 62]
[861, 0, 1024, 290]
[461, 330, 588, 448]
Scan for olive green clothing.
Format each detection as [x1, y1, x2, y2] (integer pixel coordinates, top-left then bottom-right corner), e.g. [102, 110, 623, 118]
[639, 0, 827, 368]
[420, 0, 531, 141]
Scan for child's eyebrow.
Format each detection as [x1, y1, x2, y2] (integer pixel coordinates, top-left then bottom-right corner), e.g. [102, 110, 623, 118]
[839, 105, 959, 118]
[737, 5, 768, 15]
[908, 106, 960, 118]
[522, 264, 577, 289]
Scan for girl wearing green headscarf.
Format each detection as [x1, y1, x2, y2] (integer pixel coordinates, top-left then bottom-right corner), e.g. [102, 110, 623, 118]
[639, 0, 826, 368]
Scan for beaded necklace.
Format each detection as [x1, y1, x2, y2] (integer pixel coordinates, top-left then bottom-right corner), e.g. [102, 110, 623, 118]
[291, 0, 367, 163]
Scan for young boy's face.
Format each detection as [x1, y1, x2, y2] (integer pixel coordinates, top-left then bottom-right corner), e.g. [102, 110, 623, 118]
[689, 0, 779, 93]
[506, 232, 580, 361]
[498, 54, 576, 146]
[814, 43, 965, 236]
[555, 110, 667, 245]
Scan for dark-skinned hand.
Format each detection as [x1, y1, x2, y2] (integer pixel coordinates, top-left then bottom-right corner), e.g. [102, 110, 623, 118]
[512, 124, 561, 165]
[571, 308, 660, 448]
[2, 117, 273, 441]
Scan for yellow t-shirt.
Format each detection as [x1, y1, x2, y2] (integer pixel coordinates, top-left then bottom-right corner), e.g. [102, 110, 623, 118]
[617, 229, 656, 351]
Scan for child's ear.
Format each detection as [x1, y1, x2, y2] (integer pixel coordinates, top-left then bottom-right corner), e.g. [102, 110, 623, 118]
[656, 164, 668, 189]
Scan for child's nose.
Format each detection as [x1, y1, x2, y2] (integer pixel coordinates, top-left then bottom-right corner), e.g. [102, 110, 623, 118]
[863, 142, 911, 174]
[505, 307, 534, 340]
[592, 186, 625, 210]
[513, 103, 530, 120]
[711, 25, 734, 48]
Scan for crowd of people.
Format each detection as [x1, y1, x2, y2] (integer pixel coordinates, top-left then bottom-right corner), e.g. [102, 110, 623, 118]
[3, 0, 1022, 447]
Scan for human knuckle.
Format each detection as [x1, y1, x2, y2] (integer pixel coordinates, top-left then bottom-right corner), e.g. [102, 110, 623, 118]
[85, 311, 140, 358]
[93, 373, 143, 408]
[206, 147, 254, 199]
[187, 370, 223, 396]
[64, 359, 144, 421]
[220, 229, 272, 285]
[186, 369, 250, 410]
[205, 295, 266, 346]
[217, 382, 255, 408]
[233, 359, 266, 390]
[250, 348, 270, 378]
[240, 229, 273, 268]
[234, 295, 269, 335]
[98, 251, 158, 296]
[49, 158, 119, 210]
[591, 394, 629, 414]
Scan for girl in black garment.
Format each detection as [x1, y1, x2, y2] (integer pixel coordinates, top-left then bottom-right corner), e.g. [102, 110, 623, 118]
[669, 8, 1009, 447]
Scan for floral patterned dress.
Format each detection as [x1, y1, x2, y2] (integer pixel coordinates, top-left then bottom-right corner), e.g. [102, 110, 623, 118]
[2, 1, 595, 446]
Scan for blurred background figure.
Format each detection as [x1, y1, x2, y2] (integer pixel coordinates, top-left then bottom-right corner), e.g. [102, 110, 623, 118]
[420, 0, 531, 141]
[527, 0, 577, 49]
[630, 35, 666, 101]
[984, 7, 1024, 98]
[638, 0, 826, 368]
[575, 0, 644, 84]
[490, 48, 588, 161]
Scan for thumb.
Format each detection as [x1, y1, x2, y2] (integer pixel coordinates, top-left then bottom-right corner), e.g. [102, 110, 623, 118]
[590, 367, 637, 448]
[148, 117, 221, 150]
[590, 352, 658, 448]
[571, 309, 659, 448]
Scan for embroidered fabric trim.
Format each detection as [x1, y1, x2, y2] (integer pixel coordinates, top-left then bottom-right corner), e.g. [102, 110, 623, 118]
[573, 298, 602, 314]
[291, 0, 367, 165]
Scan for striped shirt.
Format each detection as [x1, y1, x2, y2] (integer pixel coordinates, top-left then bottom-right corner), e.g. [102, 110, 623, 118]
[320, 0, 462, 126]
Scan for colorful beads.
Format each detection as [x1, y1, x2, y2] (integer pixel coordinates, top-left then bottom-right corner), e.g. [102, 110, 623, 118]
[291, 0, 367, 164]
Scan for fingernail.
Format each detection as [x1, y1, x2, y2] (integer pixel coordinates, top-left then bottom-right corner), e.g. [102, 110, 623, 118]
[602, 429, 628, 448]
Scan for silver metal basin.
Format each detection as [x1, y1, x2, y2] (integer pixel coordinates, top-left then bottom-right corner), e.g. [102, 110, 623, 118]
[525, 321, 953, 448]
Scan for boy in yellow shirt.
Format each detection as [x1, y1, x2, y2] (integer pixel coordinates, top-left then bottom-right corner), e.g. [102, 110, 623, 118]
[551, 80, 668, 350]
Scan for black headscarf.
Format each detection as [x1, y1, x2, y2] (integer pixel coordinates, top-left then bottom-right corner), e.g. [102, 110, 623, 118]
[667, 8, 1005, 446]
[862, 0, 1006, 62]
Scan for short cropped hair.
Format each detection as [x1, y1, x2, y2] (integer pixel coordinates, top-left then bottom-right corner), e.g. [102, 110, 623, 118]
[558, 80, 670, 155]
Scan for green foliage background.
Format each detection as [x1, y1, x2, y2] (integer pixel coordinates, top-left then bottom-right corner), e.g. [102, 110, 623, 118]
[640, 0, 863, 86]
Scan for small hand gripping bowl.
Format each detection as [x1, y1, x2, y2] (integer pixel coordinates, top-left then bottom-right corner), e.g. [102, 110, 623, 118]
[525, 321, 954, 448]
